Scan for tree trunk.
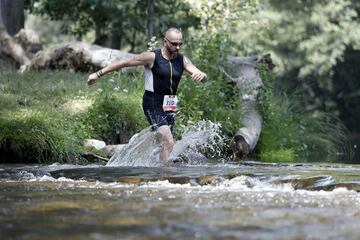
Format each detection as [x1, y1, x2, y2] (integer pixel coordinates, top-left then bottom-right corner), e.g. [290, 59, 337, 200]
[130, 30, 137, 53]
[0, 11, 30, 68]
[0, 0, 24, 36]
[110, 21, 122, 50]
[147, 0, 154, 43]
[94, 24, 108, 46]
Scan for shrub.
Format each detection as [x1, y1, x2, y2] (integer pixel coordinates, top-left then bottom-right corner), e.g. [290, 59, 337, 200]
[0, 112, 81, 163]
[257, 67, 349, 162]
[84, 91, 147, 144]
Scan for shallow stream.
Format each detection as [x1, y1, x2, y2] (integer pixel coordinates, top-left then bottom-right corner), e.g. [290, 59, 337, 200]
[1, 161, 360, 240]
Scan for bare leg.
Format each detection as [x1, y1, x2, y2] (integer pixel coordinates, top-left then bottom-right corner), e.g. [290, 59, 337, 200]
[157, 125, 174, 163]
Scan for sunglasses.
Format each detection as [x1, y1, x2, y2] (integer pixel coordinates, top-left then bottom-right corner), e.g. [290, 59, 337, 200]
[165, 37, 183, 47]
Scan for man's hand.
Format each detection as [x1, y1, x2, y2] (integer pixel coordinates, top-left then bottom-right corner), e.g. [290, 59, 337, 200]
[191, 71, 207, 83]
[87, 73, 99, 85]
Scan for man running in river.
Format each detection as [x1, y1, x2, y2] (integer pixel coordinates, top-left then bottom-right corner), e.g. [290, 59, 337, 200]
[87, 28, 207, 164]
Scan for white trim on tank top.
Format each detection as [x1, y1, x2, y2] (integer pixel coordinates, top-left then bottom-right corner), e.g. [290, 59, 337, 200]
[144, 67, 154, 92]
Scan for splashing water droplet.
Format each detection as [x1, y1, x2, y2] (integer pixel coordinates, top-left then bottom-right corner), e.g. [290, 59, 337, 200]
[107, 120, 225, 167]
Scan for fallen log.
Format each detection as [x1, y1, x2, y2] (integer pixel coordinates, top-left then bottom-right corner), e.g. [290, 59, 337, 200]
[225, 54, 274, 158]
[26, 41, 135, 72]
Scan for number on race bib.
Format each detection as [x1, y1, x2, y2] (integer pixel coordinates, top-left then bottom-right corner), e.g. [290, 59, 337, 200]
[162, 95, 178, 111]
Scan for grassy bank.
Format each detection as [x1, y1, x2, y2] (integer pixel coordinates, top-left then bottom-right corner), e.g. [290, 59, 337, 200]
[0, 69, 147, 163]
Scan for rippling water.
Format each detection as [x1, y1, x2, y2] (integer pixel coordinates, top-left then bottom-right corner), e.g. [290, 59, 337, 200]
[1, 161, 360, 240]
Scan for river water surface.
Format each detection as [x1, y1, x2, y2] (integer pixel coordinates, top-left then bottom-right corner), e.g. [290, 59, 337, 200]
[1, 161, 360, 240]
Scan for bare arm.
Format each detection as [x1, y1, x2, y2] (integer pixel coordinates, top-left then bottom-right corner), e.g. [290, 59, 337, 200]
[183, 56, 207, 83]
[87, 51, 155, 85]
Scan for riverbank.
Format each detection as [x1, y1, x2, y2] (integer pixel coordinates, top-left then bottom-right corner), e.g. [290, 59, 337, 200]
[0, 69, 353, 164]
[0, 69, 147, 164]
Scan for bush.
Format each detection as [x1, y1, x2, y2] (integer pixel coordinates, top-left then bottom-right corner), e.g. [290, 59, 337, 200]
[0, 112, 81, 163]
[0, 70, 95, 163]
[84, 91, 147, 144]
[257, 67, 349, 162]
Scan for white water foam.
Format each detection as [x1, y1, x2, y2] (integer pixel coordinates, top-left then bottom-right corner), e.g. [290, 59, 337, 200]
[170, 120, 224, 160]
[5, 169, 360, 205]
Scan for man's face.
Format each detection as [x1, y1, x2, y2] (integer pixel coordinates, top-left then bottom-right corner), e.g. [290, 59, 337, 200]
[164, 32, 183, 54]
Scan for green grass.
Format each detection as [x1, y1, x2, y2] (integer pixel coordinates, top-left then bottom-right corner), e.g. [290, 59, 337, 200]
[0, 69, 147, 163]
[257, 66, 350, 162]
[260, 149, 297, 162]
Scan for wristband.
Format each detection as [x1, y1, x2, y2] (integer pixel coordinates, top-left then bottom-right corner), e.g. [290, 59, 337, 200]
[96, 69, 104, 78]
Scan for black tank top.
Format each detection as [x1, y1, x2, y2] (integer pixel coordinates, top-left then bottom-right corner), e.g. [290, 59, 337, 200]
[144, 48, 184, 95]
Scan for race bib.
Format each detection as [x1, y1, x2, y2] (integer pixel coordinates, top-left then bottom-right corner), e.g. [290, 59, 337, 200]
[162, 95, 178, 111]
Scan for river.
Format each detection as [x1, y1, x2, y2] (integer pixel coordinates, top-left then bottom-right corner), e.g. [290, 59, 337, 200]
[1, 160, 360, 240]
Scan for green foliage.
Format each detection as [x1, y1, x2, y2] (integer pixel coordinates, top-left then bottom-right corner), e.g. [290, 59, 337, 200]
[0, 69, 152, 163]
[0, 71, 83, 162]
[0, 70, 88, 163]
[257, 67, 349, 161]
[0, 70, 90, 107]
[263, 0, 360, 79]
[27, 0, 199, 52]
[230, 0, 360, 135]
[0, 94, 18, 111]
[0, 111, 81, 163]
[173, 31, 242, 140]
[84, 90, 147, 144]
[260, 149, 296, 163]
[184, 0, 259, 34]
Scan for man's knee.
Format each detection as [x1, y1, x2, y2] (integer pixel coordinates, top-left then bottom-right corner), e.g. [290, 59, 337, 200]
[158, 125, 174, 148]
[163, 135, 174, 149]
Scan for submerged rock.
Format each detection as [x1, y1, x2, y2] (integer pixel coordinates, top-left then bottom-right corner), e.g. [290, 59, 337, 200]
[272, 175, 335, 190]
[310, 182, 360, 192]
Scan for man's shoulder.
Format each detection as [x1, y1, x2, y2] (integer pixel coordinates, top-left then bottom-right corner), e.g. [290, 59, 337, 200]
[138, 51, 156, 60]
[151, 48, 161, 55]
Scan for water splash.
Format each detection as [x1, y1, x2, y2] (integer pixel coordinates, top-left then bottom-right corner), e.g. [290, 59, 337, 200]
[107, 120, 224, 167]
[171, 120, 224, 162]
[106, 126, 162, 167]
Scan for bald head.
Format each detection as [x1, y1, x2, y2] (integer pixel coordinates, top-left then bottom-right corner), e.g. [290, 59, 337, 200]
[165, 28, 182, 39]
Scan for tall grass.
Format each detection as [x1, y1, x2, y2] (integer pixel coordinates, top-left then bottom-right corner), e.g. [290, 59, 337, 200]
[0, 69, 147, 163]
[257, 67, 350, 162]
[0, 111, 81, 163]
